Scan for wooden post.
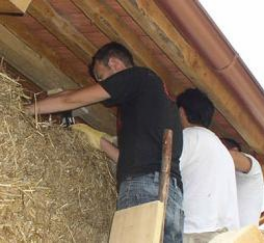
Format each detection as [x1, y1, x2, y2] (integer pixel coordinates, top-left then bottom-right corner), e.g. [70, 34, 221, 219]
[159, 129, 173, 243]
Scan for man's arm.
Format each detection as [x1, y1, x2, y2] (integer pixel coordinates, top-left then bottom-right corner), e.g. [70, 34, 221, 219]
[100, 138, 119, 163]
[27, 84, 110, 114]
[230, 150, 252, 173]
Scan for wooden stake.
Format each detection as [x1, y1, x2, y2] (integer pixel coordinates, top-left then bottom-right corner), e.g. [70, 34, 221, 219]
[159, 129, 173, 243]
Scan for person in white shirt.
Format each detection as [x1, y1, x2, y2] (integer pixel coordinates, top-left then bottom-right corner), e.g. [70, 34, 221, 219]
[177, 88, 240, 243]
[221, 138, 264, 227]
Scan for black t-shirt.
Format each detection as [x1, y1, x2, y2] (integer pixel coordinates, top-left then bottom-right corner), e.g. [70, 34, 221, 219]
[100, 67, 183, 190]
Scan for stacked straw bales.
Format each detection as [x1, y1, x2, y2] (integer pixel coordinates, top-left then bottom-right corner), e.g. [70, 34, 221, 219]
[0, 72, 117, 242]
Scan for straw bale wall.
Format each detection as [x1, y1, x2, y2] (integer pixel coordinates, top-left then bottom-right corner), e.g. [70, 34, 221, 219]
[0, 72, 117, 242]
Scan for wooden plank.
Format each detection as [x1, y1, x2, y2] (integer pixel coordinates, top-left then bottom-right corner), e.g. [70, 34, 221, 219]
[0, 16, 89, 87]
[28, 0, 96, 63]
[0, 23, 74, 90]
[209, 225, 264, 243]
[0, 0, 32, 15]
[159, 130, 173, 203]
[0, 24, 116, 134]
[109, 201, 164, 243]
[117, 0, 264, 153]
[159, 129, 173, 243]
[71, 0, 182, 95]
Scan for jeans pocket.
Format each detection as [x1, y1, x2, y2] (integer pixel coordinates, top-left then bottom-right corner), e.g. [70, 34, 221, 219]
[117, 174, 160, 210]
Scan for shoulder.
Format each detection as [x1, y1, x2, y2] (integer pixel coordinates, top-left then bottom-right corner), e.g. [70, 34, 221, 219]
[106, 66, 160, 83]
[183, 126, 214, 138]
[131, 67, 162, 82]
[183, 127, 229, 153]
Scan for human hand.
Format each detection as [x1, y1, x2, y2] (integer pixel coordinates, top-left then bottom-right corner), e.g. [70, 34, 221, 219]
[71, 123, 114, 150]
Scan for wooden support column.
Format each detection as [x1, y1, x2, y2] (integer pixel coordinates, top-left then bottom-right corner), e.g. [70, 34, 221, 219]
[159, 129, 173, 243]
[0, 24, 116, 134]
[71, 0, 181, 94]
[28, 0, 96, 63]
[0, 0, 32, 15]
[117, 0, 264, 153]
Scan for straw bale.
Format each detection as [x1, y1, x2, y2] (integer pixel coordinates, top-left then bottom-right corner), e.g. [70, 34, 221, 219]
[0, 72, 117, 242]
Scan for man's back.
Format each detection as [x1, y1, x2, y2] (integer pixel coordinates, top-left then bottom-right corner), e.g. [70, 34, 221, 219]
[180, 127, 240, 233]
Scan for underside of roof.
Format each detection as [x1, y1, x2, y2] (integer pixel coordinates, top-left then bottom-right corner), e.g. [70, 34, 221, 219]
[0, 0, 264, 166]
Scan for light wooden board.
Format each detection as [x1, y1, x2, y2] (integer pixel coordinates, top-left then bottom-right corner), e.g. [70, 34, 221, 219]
[0, 0, 32, 15]
[209, 225, 264, 243]
[109, 201, 164, 243]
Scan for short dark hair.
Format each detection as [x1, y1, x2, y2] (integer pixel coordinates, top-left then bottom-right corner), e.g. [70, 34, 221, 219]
[221, 138, 242, 151]
[89, 42, 134, 78]
[177, 88, 214, 128]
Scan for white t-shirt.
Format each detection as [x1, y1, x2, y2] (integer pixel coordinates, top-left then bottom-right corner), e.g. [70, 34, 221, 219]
[180, 127, 240, 233]
[236, 153, 263, 227]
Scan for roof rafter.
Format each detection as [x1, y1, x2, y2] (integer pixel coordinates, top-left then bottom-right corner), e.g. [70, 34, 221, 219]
[28, 0, 96, 63]
[0, 16, 88, 86]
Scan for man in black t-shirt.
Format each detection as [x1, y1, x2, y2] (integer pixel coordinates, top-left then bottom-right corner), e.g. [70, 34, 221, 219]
[27, 42, 183, 243]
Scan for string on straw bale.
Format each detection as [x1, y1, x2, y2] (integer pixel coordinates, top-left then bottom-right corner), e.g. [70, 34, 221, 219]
[0, 72, 117, 242]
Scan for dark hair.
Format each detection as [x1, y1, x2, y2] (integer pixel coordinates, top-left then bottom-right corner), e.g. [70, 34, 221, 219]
[221, 138, 242, 151]
[176, 88, 214, 128]
[89, 42, 134, 78]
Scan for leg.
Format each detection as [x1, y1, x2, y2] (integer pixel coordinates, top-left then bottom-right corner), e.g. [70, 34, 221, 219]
[164, 177, 184, 243]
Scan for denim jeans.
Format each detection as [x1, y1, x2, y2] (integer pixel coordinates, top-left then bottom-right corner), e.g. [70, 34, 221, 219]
[117, 172, 184, 243]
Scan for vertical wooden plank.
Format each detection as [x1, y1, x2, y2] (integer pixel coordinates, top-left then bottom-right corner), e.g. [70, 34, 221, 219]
[109, 201, 164, 243]
[159, 129, 173, 243]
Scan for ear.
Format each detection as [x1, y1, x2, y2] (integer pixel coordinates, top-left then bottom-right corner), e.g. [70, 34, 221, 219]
[108, 57, 126, 72]
[231, 147, 239, 152]
[179, 107, 186, 119]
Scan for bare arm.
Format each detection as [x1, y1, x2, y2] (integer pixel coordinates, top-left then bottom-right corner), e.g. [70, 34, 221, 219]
[27, 84, 110, 114]
[100, 138, 119, 163]
[230, 150, 252, 173]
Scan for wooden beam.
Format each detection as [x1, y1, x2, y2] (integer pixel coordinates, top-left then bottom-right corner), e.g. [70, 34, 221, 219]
[0, 24, 116, 134]
[0, 0, 32, 15]
[71, 0, 182, 95]
[117, 0, 264, 153]
[28, 0, 96, 63]
[0, 23, 74, 90]
[0, 16, 88, 87]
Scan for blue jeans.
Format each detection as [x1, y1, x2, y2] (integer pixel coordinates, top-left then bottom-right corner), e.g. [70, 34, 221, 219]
[117, 172, 184, 243]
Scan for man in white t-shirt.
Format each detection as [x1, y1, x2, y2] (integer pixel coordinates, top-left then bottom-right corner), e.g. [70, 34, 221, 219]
[177, 88, 240, 243]
[221, 138, 264, 227]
